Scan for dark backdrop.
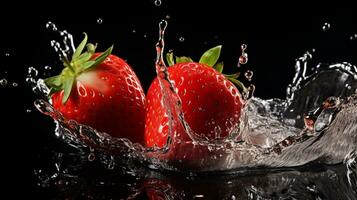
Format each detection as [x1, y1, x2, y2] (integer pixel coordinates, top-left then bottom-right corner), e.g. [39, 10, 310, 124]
[1, 1, 356, 198]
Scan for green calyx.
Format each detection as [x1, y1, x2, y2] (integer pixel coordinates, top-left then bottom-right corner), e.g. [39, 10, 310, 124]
[166, 45, 246, 92]
[44, 33, 113, 104]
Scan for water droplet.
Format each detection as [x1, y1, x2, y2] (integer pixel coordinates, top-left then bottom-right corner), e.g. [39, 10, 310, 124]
[345, 83, 351, 90]
[0, 78, 7, 86]
[5, 53, 10, 57]
[12, 82, 18, 87]
[322, 22, 330, 32]
[244, 70, 253, 81]
[179, 36, 185, 42]
[239, 54, 248, 65]
[243, 84, 255, 100]
[350, 33, 357, 40]
[241, 44, 247, 51]
[97, 18, 103, 24]
[214, 126, 222, 139]
[77, 83, 87, 97]
[28, 67, 38, 77]
[154, 0, 162, 6]
[31, 79, 50, 95]
[88, 153, 95, 161]
[44, 66, 51, 70]
[238, 44, 248, 65]
[314, 100, 338, 133]
[304, 115, 315, 131]
[304, 51, 313, 60]
[322, 96, 339, 109]
[26, 77, 36, 84]
[107, 156, 115, 170]
[46, 21, 57, 31]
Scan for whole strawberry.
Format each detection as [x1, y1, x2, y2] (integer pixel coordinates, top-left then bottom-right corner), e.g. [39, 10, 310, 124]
[45, 33, 146, 144]
[145, 46, 244, 148]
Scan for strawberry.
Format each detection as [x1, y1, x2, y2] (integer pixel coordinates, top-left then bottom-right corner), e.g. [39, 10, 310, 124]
[45, 33, 146, 144]
[145, 46, 244, 149]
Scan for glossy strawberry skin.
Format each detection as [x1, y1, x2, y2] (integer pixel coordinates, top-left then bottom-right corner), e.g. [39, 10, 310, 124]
[52, 54, 146, 144]
[145, 62, 243, 148]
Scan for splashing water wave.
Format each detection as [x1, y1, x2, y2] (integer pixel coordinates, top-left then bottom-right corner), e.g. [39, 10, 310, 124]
[34, 20, 357, 173]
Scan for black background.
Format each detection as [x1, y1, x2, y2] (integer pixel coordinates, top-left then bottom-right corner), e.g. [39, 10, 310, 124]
[1, 1, 356, 198]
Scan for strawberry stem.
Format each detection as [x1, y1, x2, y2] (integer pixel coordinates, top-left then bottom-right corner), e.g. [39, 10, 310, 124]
[44, 33, 113, 105]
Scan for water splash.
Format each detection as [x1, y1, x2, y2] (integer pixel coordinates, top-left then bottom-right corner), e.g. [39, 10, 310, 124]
[46, 21, 75, 62]
[150, 19, 198, 151]
[33, 21, 357, 173]
[344, 150, 357, 188]
[285, 50, 357, 128]
[286, 49, 315, 105]
[34, 75, 357, 172]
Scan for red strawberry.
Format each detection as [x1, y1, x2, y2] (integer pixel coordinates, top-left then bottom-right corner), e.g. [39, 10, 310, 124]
[45, 33, 146, 144]
[145, 46, 244, 149]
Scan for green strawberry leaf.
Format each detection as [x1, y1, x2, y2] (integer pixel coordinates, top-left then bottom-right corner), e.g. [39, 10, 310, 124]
[176, 56, 193, 63]
[44, 75, 62, 88]
[166, 52, 175, 66]
[227, 77, 247, 92]
[199, 45, 222, 67]
[224, 72, 240, 79]
[80, 45, 113, 72]
[80, 61, 96, 71]
[73, 52, 92, 66]
[213, 61, 224, 73]
[62, 76, 75, 104]
[48, 86, 62, 97]
[73, 43, 98, 67]
[88, 45, 113, 68]
[86, 43, 97, 54]
[72, 33, 88, 60]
